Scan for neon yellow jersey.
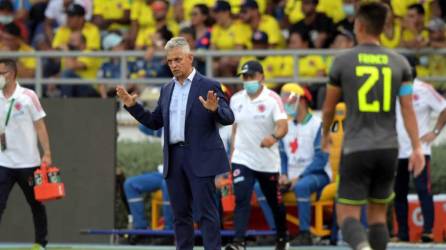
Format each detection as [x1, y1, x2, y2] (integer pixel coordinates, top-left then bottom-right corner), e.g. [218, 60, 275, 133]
[380, 20, 402, 49]
[52, 22, 101, 50]
[18, 42, 36, 70]
[135, 20, 180, 48]
[93, 0, 130, 31]
[211, 21, 250, 50]
[279, 55, 326, 78]
[317, 0, 344, 23]
[238, 56, 282, 88]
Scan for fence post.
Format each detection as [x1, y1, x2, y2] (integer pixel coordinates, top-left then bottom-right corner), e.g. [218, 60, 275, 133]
[205, 53, 212, 78]
[293, 54, 299, 83]
[120, 54, 128, 86]
[35, 55, 43, 97]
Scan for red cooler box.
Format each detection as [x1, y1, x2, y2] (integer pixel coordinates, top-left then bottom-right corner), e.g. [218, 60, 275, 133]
[394, 194, 446, 242]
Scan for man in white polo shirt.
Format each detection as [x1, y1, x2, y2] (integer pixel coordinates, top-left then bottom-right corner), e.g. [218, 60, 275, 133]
[394, 59, 446, 243]
[0, 59, 52, 250]
[225, 60, 288, 250]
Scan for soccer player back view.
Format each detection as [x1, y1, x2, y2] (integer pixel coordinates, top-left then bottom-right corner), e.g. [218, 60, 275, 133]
[322, 2, 425, 250]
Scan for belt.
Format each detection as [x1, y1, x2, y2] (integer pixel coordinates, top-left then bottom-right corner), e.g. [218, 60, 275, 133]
[170, 141, 187, 147]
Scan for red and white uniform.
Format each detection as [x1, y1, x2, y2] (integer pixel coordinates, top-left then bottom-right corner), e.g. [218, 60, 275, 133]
[230, 87, 287, 173]
[0, 84, 46, 168]
[396, 79, 446, 158]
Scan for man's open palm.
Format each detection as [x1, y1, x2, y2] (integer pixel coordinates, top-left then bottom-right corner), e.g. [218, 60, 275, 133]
[199, 90, 219, 112]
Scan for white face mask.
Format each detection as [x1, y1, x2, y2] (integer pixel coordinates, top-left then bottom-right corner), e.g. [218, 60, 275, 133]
[0, 76, 6, 90]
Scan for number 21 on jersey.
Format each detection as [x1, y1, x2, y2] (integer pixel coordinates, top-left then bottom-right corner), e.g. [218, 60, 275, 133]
[356, 66, 392, 112]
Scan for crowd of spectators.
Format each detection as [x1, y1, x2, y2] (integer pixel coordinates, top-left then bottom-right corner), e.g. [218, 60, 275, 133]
[0, 0, 445, 99]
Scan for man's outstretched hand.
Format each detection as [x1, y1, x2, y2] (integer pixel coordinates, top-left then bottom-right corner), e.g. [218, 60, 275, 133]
[116, 85, 137, 107]
[199, 90, 219, 112]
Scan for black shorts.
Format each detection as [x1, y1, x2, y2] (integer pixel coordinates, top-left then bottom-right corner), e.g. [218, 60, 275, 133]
[337, 148, 398, 205]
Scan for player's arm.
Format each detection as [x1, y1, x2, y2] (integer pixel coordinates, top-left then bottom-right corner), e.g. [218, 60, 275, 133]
[399, 83, 424, 176]
[420, 86, 446, 144]
[35, 118, 52, 165]
[322, 84, 342, 151]
[229, 123, 237, 163]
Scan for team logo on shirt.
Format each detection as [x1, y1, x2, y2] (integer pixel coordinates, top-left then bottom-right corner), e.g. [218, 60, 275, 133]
[257, 104, 265, 113]
[413, 94, 419, 101]
[15, 102, 22, 111]
[233, 169, 240, 177]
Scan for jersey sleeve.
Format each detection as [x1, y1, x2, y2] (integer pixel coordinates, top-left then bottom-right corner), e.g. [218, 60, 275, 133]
[270, 92, 287, 121]
[24, 90, 46, 121]
[422, 84, 446, 113]
[328, 56, 342, 87]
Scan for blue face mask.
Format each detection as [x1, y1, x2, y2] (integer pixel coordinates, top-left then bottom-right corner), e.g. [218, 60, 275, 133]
[243, 80, 260, 94]
[284, 103, 297, 117]
[343, 4, 355, 16]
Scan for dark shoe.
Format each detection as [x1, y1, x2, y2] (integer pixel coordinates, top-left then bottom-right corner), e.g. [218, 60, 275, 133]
[127, 235, 152, 245]
[253, 235, 276, 246]
[275, 236, 289, 250]
[290, 231, 313, 246]
[225, 238, 246, 250]
[421, 233, 434, 243]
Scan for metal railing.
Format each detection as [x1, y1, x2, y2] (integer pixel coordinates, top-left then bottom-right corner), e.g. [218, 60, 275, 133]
[1, 48, 446, 97]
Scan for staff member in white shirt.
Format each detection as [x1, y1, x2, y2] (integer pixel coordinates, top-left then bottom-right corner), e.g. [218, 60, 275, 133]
[394, 59, 446, 243]
[0, 59, 52, 250]
[225, 61, 288, 250]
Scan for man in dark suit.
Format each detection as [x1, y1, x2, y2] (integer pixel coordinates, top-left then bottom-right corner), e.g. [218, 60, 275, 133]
[116, 37, 234, 250]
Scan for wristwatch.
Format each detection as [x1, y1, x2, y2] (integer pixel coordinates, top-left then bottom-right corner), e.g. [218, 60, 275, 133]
[433, 128, 441, 136]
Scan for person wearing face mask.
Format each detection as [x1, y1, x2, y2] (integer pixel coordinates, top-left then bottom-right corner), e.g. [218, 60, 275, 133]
[0, 0, 28, 41]
[279, 83, 330, 245]
[226, 61, 288, 250]
[0, 59, 52, 250]
[335, 0, 358, 34]
[238, 30, 282, 90]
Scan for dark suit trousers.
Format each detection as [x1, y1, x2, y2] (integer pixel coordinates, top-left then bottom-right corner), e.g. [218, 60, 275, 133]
[166, 144, 221, 250]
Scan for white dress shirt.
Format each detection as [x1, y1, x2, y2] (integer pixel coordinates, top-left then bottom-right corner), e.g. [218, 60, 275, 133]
[169, 68, 196, 144]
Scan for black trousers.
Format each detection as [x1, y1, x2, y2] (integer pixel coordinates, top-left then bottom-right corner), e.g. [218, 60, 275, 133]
[394, 156, 433, 240]
[232, 163, 287, 240]
[0, 166, 48, 246]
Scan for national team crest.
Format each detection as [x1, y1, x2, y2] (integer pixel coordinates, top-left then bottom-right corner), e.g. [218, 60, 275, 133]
[258, 104, 265, 113]
[15, 102, 22, 111]
[413, 94, 419, 101]
[233, 169, 240, 177]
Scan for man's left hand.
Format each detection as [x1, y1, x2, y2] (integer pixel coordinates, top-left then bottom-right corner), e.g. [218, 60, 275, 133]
[42, 153, 52, 166]
[199, 90, 219, 112]
[260, 135, 277, 148]
[420, 131, 437, 144]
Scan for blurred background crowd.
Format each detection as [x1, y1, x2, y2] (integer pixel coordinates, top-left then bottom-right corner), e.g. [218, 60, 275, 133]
[1, 0, 445, 103]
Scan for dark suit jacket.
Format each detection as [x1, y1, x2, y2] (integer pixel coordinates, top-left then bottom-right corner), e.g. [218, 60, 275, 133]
[126, 72, 234, 177]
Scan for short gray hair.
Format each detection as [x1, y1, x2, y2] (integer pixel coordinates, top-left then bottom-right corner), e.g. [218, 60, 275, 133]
[164, 37, 191, 53]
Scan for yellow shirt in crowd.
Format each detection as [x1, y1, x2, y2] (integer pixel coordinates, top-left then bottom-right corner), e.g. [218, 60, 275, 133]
[244, 15, 285, 48]
[18, 42, 36, 70]
[238, 56, 283, 88]
[74, 51, 102, 79]
[285, 0, 344, 25]
[391, 0, 433, 23]
[52, 22, 101, 50]
[135, 20, 180, 48]
[380, 20, 402, 49]
[93, 0, 130, 31]
[211, 21, 250, 50]
[280, 55, 326, 78]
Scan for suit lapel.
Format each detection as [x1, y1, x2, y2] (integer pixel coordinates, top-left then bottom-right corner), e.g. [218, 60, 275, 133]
[185, 72, 202, 118]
